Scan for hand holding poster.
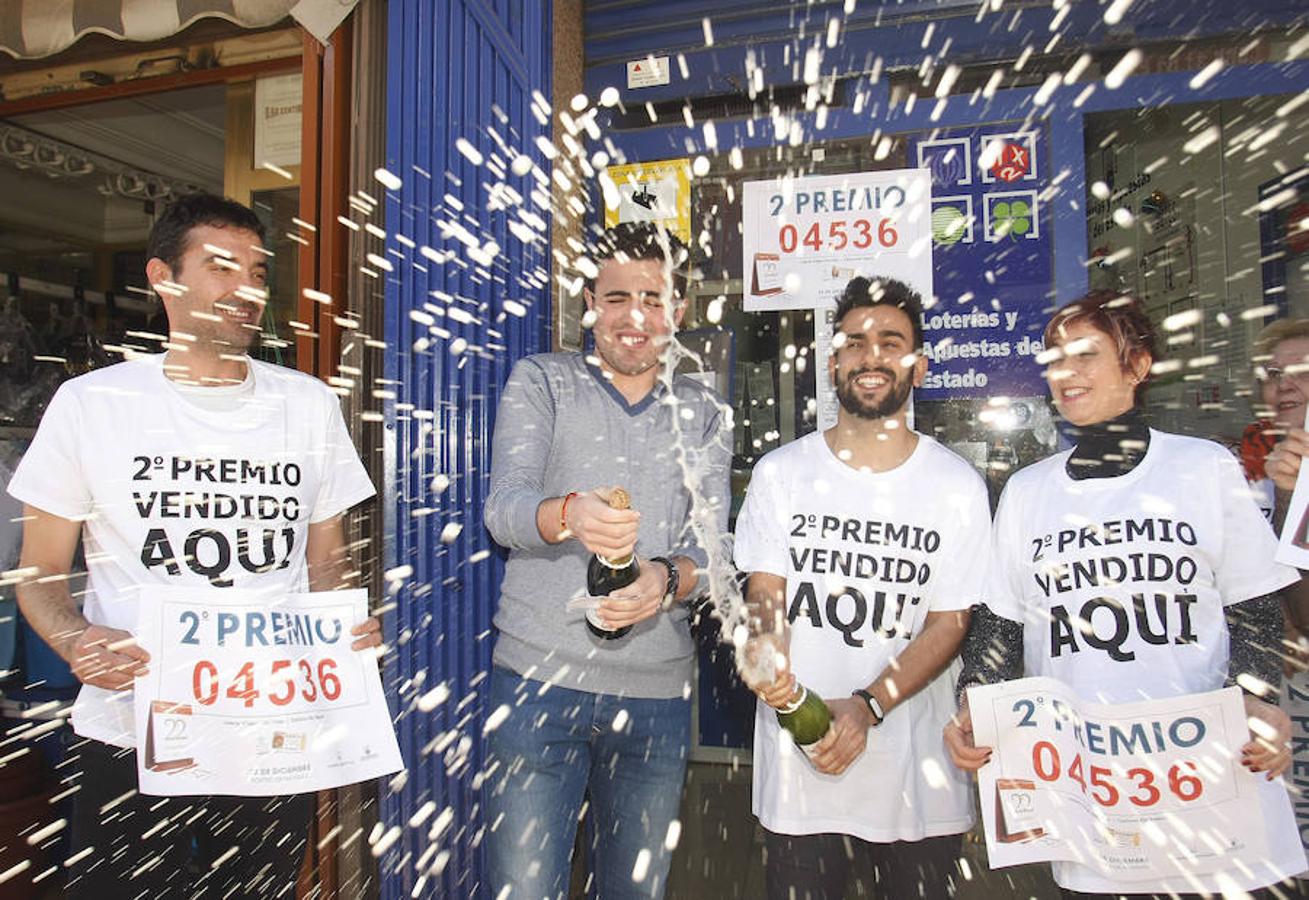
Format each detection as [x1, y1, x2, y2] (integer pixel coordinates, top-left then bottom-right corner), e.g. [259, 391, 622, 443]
[968, 677, 1269, 882]
[134, 587, 403, 796]
[1275, 408, 1309, 568]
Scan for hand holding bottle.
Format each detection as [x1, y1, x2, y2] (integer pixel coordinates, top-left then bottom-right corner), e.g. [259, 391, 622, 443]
[808, 697, 874, 776]
[565, 487, 641, 559]
[739, 633, 796, 709]
[594, 559, 666, 631]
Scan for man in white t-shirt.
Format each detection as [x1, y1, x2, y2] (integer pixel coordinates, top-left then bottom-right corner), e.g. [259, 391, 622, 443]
[735, 276, 989, 899]
[9, 194, 379, 899]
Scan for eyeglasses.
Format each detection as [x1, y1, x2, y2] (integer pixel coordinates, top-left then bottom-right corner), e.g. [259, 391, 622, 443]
[1255, 364, 1309, 384]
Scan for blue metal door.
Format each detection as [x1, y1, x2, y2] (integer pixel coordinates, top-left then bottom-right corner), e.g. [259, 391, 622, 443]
[381, 1, 552, 896]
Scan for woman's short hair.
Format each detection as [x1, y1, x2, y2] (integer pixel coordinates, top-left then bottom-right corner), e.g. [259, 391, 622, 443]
[1044, 291, 1157, 367]
[1253, 318, 1309, 358]
[1043, 290, 1158, 401]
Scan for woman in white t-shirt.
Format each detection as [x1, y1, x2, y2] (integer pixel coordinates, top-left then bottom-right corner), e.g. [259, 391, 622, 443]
[943, 291, 1305, 899]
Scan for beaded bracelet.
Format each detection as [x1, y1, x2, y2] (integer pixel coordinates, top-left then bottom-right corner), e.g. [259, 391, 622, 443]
[559, 491, 579, 534]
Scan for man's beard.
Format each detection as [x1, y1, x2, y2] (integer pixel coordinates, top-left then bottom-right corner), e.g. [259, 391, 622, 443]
[835, 365, 912, 420]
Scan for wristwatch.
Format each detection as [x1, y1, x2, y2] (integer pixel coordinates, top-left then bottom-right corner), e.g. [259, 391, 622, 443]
[852, 688, 884, 727]
[650, 556, 679, 610]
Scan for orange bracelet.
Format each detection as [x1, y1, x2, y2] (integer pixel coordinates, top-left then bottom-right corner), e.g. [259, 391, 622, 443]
[559, 492, 579, 534]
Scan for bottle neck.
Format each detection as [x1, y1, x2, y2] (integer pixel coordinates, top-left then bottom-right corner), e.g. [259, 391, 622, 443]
[597, 552, 634, 568]
[778, 685, 808, 714]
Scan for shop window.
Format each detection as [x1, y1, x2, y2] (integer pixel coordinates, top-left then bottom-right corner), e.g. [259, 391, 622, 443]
[1083, 93, 1309, 445]
[0, 76, 304, 430]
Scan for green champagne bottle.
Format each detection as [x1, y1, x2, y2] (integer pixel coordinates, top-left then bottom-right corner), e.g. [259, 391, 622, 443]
[585, 487, 638, 640]
[776, 684, 831, 754]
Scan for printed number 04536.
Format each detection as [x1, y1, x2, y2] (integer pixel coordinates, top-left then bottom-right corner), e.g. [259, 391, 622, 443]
[192, 658, 342, 708]
[778, 219, 897, 254]
[1031, 740, 1203, 807]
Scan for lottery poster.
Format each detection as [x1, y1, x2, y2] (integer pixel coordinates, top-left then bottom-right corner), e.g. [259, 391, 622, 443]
[134, 587, 403, 797]
[968, 676, 1268, 882]
[740, 168, 932, 314]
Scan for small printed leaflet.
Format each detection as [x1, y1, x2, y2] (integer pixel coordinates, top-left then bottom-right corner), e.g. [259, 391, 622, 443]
[750, 253, 783, 296]
[968, 677, 1266, 882]
[145, 701, 195, 772]
[135, 587, 403, 796]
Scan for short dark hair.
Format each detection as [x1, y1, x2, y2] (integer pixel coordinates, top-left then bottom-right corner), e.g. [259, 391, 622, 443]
[147, 193, 266, 275]
[1043, 290, 1158, 403]
[589, 222, 690, 300]
[832, 276, 925, 350]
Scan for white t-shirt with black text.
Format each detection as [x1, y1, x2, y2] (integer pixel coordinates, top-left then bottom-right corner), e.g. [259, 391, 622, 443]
[8, 354, 375, 748]
[734, 431, 989, 842]
[987, 430, 1304, 893]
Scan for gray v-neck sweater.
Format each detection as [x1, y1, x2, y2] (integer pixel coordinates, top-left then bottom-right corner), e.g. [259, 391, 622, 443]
[484, 352, 731, 698]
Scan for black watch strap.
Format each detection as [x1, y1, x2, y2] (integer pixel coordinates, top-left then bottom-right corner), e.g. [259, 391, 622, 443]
[650, 556, 679, 610]
[853, 688, 884, 726]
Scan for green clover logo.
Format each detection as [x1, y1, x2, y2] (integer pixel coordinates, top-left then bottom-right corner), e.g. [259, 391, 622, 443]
[931, 205, 968, 245]
[992, 200, 1032, 239]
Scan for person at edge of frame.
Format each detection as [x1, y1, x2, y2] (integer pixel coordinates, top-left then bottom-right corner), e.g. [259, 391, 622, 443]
[1246, 317, 1309, 890]
[736, 275, 988, 900]
[9, 193, 381, 899]
[481, 221, 731, 900]
[945, 289, 1309, 900]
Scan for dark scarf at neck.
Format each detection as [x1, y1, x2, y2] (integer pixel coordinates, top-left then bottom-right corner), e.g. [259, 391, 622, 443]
[1062, 407, 1151, 480]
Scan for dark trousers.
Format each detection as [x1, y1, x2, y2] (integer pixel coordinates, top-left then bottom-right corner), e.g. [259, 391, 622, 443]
[66, 738, 314, 900]
[763, 829, 963, 900]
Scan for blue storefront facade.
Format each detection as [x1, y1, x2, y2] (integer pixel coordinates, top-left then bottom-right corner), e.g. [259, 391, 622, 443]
[378, 1, 552, 896]
[374, 1, 1309, 896]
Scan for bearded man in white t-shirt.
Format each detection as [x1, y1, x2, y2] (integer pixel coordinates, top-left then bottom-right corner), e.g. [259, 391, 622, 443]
[735, 276, 989, 900]
[9, 193, 380, 899]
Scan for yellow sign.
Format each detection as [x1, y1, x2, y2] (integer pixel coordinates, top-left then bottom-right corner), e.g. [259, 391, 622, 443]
[603, 158, 692, 244]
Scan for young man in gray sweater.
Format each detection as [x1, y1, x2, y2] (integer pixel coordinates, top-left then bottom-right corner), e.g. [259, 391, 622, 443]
[483, 223, 730, 899]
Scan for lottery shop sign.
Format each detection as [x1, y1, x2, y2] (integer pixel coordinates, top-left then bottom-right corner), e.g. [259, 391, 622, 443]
[134, 587, 402, 796]
[969, 677, 1267, 881]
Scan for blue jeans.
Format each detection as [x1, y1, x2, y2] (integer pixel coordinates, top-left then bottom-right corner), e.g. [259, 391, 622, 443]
[483, 666, 690, 900]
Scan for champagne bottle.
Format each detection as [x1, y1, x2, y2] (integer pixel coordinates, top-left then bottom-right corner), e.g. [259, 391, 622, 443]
[777, 684, 832, 755]
[585, 488, 639, 640]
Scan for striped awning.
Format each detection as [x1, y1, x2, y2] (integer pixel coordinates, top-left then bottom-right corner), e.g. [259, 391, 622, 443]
[0, 0, 310, 60]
